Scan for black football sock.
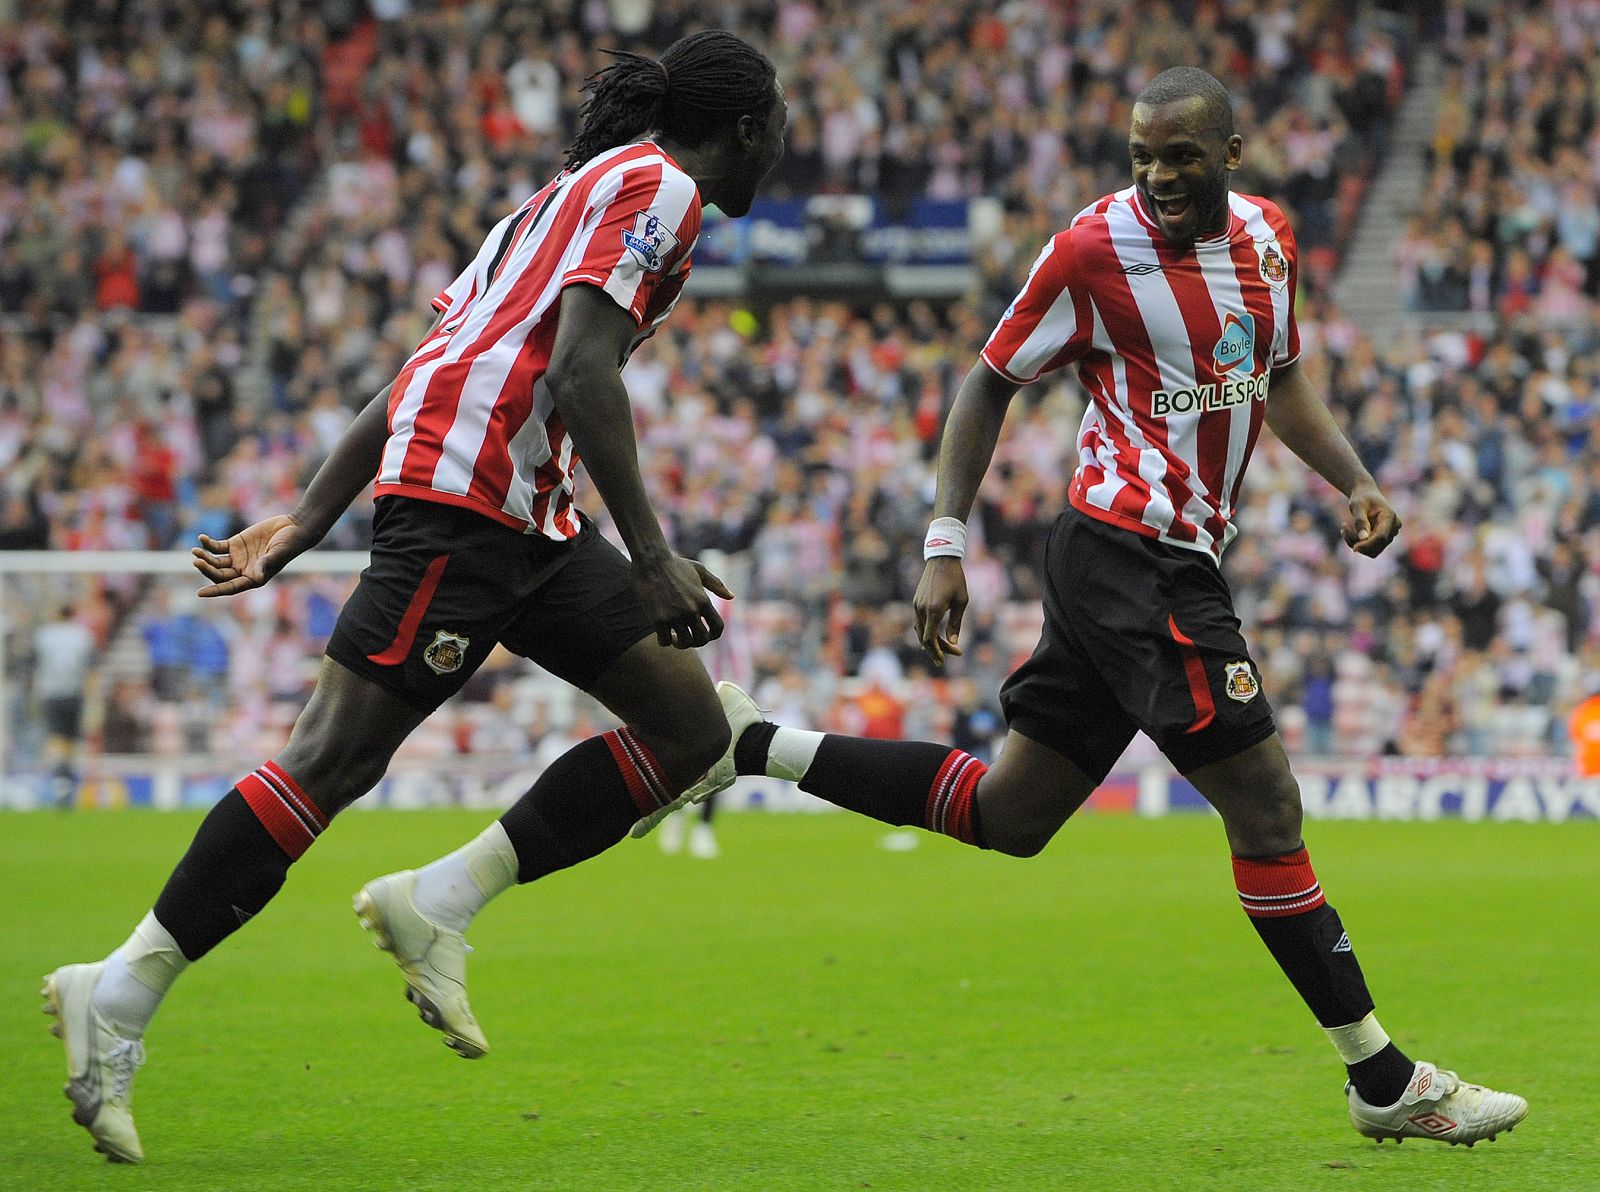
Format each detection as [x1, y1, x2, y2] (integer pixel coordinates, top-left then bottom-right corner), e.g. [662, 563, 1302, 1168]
[1346, 1044, 1418, 1107]
[1233, 846, 1414, 1106]
[746, 730, 989, 847]
[152, 762, 328, 960]
[498, 728, 675, 883]
[733, 721, 779, 775]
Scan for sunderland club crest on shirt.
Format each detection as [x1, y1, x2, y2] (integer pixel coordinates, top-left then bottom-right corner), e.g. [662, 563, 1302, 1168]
[1257, 241, 1288, 289]
[423, 630, 470, 675]
[622, 212, 678, 273]
[1224, 660, 1260, 703]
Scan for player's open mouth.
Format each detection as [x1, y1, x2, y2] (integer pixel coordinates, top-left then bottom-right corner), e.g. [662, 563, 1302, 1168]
[1154, 194, 1191, 220]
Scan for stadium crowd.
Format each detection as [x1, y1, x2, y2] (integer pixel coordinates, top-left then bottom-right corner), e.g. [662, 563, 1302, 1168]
[1399, 0, 1600, 317]
[2, 0, 1595, 773]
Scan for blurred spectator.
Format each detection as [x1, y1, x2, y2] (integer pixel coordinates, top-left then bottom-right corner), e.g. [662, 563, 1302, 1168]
[1568, 687, 1600, 777]
[4, 1, 1597, 771]
[31, 604, 96, 807]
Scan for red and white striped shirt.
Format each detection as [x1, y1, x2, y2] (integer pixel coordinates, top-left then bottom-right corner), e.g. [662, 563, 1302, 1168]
[981, 188, 1300, 559]
[376, 142, 702, 538]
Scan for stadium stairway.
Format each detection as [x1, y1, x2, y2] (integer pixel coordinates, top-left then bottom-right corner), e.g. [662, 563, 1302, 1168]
[1331, 48, 1444, 341]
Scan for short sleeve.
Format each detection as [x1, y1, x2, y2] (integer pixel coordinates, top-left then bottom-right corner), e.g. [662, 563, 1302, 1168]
[1273, 218, 1301, 368]
[431, 261, 475, 314]
[980, 232, 1092, 384]
[561, 163, 701, 326]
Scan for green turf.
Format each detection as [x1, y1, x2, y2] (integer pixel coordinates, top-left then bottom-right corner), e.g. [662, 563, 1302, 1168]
[2, 810, 1594, 1191]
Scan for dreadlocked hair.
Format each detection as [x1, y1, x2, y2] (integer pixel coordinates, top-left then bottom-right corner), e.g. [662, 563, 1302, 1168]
[564, 30, 776, 170]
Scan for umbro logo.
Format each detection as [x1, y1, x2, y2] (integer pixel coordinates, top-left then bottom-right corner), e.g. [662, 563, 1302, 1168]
[1406, 1110, 1457, 1135]
[1121, 261, 1164, 275]
[1331, 932, 1352, 953]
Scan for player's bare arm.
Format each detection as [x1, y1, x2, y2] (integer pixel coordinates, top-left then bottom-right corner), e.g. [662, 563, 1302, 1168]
[547, 282, 731, 650]
[1265, 359, 1400, 558]
[191, 382, 395, 597]
[913, 360, 1021, 664]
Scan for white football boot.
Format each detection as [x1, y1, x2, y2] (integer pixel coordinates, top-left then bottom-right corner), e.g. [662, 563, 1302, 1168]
[354, 871, 489, 1059]
[41, 962, 146, 1163]
[1347, 1060, 1527, 1145]
[629, 681, 764, 839]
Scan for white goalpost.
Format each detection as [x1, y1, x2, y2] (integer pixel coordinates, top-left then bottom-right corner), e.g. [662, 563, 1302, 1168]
[4, 552, 1591, 822]
[0, 548, 820, 815]
[0, 550, 367, 808]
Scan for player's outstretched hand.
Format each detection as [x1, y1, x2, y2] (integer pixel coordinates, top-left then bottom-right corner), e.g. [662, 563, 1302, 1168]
[1342, 484, 1402, 558]
[633, 554, 733, 649]
[192, 514, 317, 597]
[913, 557, 968, 666]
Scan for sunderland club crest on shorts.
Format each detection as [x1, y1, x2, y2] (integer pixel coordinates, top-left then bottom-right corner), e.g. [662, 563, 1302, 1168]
[1257, 241, 1288, 290]
[423, 629, 470, 675]
[622, 212, 678, 273]
[1224, 660, 1260, 703]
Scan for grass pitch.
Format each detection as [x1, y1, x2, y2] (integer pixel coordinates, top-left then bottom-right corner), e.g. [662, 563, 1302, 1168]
[2, 809, 1595, 1191]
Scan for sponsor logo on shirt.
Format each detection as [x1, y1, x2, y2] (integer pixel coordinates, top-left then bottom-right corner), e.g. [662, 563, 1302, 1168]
[1212, 312, 1256, 375]
[622, 212, 678, 273]
[1150, 371, 1270, 416]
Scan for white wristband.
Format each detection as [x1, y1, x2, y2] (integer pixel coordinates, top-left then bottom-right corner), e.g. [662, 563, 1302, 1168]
[923, 517, 967, 561]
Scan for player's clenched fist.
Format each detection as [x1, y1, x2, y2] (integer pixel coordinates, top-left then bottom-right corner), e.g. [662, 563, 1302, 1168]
[1341, 484, 1402, 558]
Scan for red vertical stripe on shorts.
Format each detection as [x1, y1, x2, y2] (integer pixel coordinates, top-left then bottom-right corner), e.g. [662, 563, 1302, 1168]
[1167, 614, 1215, 734]
[367, 553, 450, 666]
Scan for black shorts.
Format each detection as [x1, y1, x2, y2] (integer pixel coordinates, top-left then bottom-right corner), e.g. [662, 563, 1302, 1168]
[41, 696, 84, 740]
[998, 507, 1276, 781]
[326, 496, 652, 712]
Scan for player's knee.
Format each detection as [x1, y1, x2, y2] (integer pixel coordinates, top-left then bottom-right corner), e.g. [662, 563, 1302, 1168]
[688, 719, 734, 776]
[647, 719, 731, 790]
[1225, 781, 1303, 856]
[276, 733, 390, 817]
[981, 817, 1057, 858]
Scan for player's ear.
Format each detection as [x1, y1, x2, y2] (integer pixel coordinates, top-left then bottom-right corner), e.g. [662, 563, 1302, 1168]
[734, 112, 759, 154]
[1225, 134, 1243, 171]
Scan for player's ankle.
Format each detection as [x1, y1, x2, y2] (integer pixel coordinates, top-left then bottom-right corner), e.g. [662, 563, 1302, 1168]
[93, 914, 188, 1039]
[412, 823, 518, 933]
[735, 722, 823, 782]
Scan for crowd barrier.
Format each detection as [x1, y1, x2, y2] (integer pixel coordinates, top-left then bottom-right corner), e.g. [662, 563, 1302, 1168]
[6, 757, 1594, 822]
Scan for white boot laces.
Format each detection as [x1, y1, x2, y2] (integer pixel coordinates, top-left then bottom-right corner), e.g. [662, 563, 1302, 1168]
[105, 1037, 145, 1103]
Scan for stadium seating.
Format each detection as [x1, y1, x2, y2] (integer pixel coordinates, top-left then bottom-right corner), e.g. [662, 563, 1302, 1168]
[1, 1, 1594, 768]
